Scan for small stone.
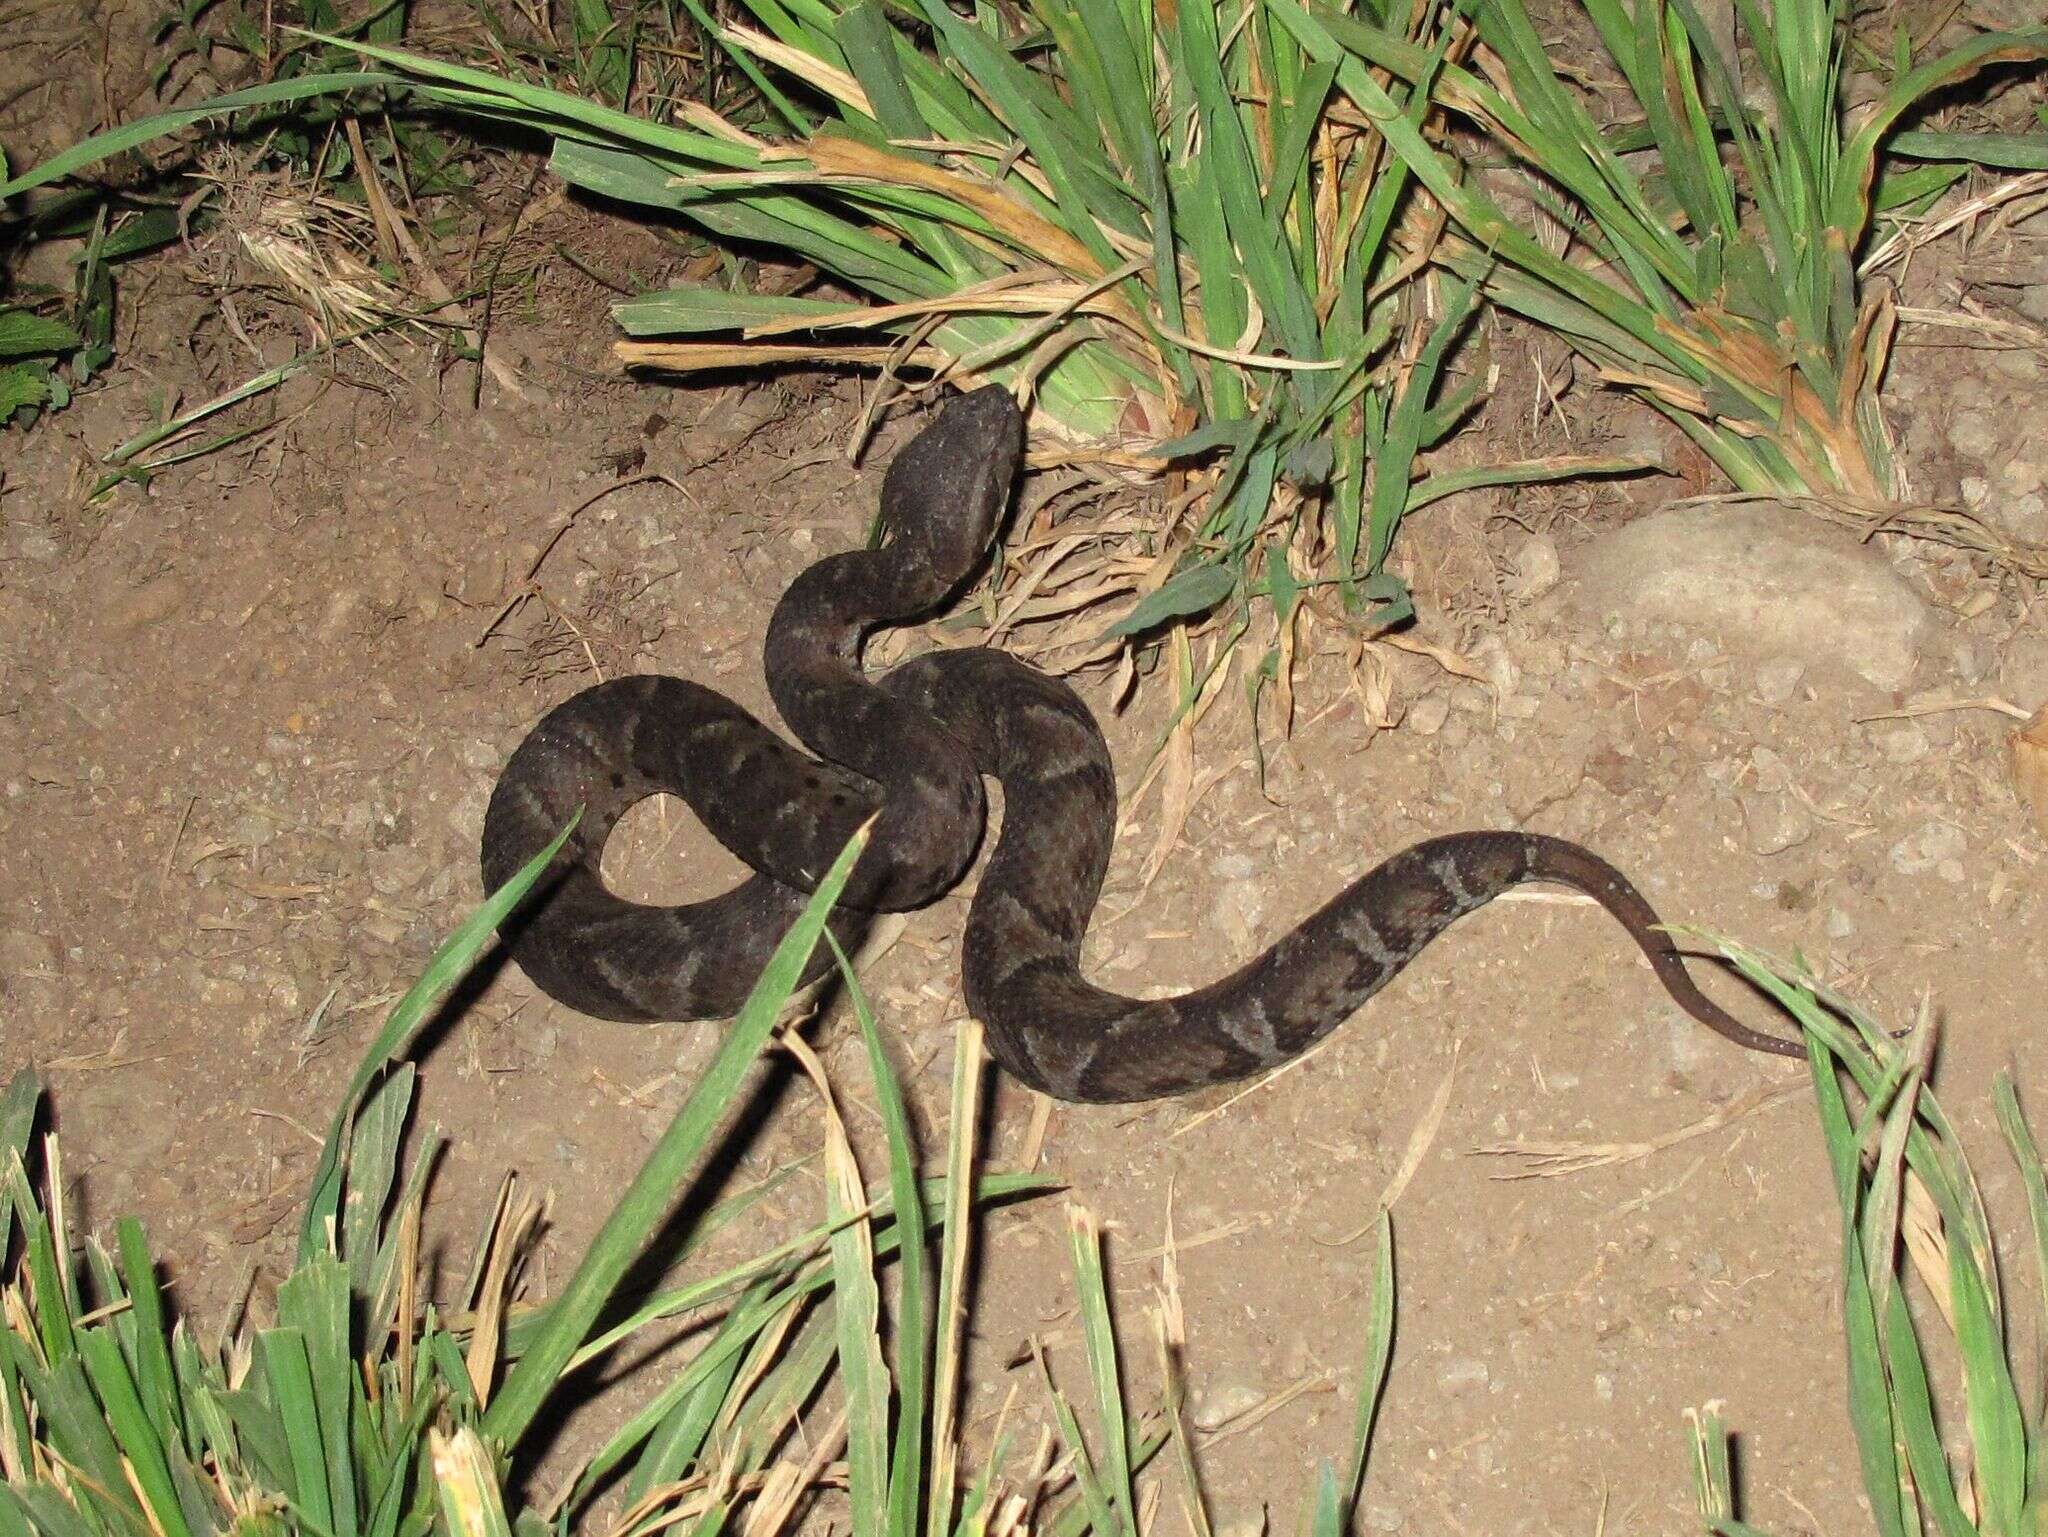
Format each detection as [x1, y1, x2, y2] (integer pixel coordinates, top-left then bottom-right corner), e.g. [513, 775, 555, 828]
[231, 810, 278, 849]
[1407, 692, 1451, 736]
[2002, 636, 2048, 709]
[1212, 852, 1256, 881]
[1937, 858, 1966, 884]
[1192, 1379, 1267, 1431]
[1593, 1372, 1615, 1402]
[2006, 493, 2048, 542]
[100, 573, 187, 635]
[1753, 657, 1805, 705]
[1365, 1507, 1404, 1533]
[1748, 745, 1794, 795]
[1738, 790, 1813, 855]
[1875, 722, 1930, 765]
[1949, 408, 2001, 463]
[52, 671, 120, 731]
[360, 912, 407, 946]
[2000, 460, 2047, 498]
[445, 786, 490, 844]
[319, 589, 365, 641]
[1890, 821, 1966, 876]
[1569, 501, 1930, 690]
[1826, 906, 1856, 939]
[1217, 1516, 1266, 1537]
[1507, 532, 1561, 601]
[1468, 634, 1519, 699]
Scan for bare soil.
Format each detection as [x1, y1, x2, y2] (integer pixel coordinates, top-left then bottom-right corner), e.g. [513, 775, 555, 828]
[6, 14, 2048, 1534]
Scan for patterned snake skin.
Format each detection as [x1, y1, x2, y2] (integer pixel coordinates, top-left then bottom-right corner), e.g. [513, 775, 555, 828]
[482, 386, 1800, 1103]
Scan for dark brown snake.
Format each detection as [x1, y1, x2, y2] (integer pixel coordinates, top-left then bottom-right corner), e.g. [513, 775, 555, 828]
[481, 386, 1800, 1103]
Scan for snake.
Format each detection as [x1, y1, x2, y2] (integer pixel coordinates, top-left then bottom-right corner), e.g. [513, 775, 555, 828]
[481, 385, 1800, 1103]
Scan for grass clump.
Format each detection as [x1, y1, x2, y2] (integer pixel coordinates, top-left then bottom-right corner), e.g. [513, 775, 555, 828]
[1683, 935, 2048, 1536]
[0, 1, 1643, 646]
[5, 2, 2046, 634]
[1269, 0, 2048, 501]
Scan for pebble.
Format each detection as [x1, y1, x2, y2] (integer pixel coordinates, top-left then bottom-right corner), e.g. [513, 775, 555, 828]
[1507, 531, 1561, 601]
[1890, 821, 1966, 878]
[1875, 722, 1930, 765]
[52, 670, 120, 732]
[1212, 852, 1256, 881]
[2001, 460, 2046, 498]
[100, 573, 188, 635]
[1192, 1379, 1267, 1430]
[2007, 492, 2048, 542]
[1753, 656, 1805, 705]
[1569, 501, 1931, 690]
[445, 786, 490, 844]
[2001, 635, 2048, 709]
[319, 589, 365, 641]
[231, 810, 278, 849]
[1364, 1507, 1404, 1533]
[1948, 408, 2000, 463]
[1738, 790, 1813, 855]
[1748, 745, 1793, 794]
[1407, 691, 1451, 736]
[1826, 906, 1856, 939]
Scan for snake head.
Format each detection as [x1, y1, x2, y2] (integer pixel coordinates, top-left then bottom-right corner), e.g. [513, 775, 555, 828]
[880, 384, 1025, 573]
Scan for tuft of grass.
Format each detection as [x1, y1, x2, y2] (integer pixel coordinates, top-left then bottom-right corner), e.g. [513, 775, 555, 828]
[1269, 0, 2048, 502]
[1683, 937, 2048, 1537]
[0, 3, 1639, 647]
[5, 1, 2044, 644]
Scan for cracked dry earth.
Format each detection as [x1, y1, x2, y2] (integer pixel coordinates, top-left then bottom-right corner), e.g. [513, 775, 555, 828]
[8, 117, 2048, 1537]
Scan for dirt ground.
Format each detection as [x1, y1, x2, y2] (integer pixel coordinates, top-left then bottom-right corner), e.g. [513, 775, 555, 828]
[6, 10, 2048, 1534]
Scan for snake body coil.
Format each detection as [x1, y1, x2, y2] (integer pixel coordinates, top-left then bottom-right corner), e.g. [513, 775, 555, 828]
[482, 387, 1797, 1103]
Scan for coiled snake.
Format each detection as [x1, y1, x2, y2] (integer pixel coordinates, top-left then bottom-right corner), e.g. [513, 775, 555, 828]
[482, 386, 1798, 1103]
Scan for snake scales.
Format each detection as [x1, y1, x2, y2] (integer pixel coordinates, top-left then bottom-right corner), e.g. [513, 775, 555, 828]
[481, 385, 1799, 1103]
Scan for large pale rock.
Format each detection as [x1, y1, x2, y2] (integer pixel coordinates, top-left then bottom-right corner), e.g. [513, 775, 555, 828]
[1568, 501, 1931, 690]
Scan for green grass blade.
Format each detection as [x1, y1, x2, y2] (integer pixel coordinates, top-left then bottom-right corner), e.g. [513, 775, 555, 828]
[1338, 1210, 1396, 1522]
[0, 1070, 41, 1265]
[831, 933, 932, 1537]
[277, 1257, 360, 1537]
[1065, 1207, 1136, 1533]
[823, 1070, 889, 1537]
[1876, 1281, 1975, 1537]
[77, 1329, 193, 1537]
[8, 1169, 78, 1366]
[259, 1328, 336, 1537]
[1890, 129, 2048, 170]
[429, 1427, 514, 1537]
[342, 1063, 414, 1299]
[113, 1218, 183, 1448]
[14, 1351, 145, 1533]
[0, 73, 402, 199]
[1805, 1035, 1913, 1537]
[926, 1021, 986, 1537]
